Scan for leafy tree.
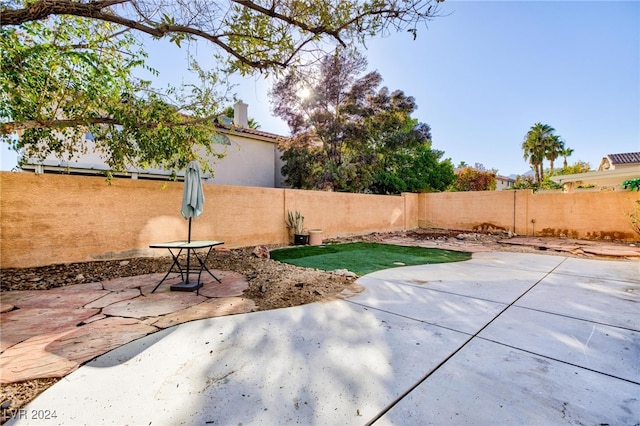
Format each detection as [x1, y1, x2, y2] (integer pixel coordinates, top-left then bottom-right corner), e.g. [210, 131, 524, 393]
[555, 160, 591, 175]
[1, 0, 443, 174]
[1, 16, 229, 173]
[622, 178, 640, 191]
[372, 127, 456, 194]
[512, 174, 536, 190]
[2, 0, 443, 75]
[272, 50, 453, 193]
[451, 166, 496, 191]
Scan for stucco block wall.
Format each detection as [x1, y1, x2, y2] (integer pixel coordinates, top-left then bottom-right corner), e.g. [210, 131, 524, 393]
[283, 189, 411, 240]
[524, 192, 638, 240]
[1, 172, 638, 269]
[0, 173, 413, 268]
[419, 190, 639, 240]
[419, 191, 517, 232]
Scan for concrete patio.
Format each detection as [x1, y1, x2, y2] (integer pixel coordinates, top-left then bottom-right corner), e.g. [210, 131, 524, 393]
[3, 251, 639, 425]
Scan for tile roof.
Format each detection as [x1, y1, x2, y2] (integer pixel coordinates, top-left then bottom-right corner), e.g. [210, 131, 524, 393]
[234, 126, 289, 141]
[608, 152, 640, 164]
[213, 116, 289, 142]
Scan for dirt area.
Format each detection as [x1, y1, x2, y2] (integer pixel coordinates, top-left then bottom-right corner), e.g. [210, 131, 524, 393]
[1, 229, 638, 421]
[0, 246, 357, 311]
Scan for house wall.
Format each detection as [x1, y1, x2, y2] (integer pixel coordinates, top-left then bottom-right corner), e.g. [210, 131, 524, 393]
[209, 135, 282, 188]
[495, 178, 514, 191]
[22, 130, 287, 188]
[1, 172, 638, 268]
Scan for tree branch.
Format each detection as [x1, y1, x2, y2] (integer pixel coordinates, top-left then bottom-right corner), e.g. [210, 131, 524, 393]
[230, 0, 346, 46]
[2, 0, 290, 70]
[1, 118, 119, 134]
[0, 113, 220, 135]
[2, 0, 442, 72]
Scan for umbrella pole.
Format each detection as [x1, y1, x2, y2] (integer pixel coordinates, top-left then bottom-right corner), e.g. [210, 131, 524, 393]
[186, 217, 192, 284]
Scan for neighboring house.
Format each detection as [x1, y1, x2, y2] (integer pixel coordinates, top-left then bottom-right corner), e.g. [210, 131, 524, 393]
[550, 152, 640, 192]
[495, 175, 515, 191]
[21, 101, 289, 188]
[209, 102, 288, 188]
[598, 152, 640, 171]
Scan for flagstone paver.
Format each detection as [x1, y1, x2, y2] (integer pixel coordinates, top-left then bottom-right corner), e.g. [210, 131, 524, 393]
[0, 271, 249, 385]
[0, 330, 80, 383]
[81, 313, 108, 324]
[46, 317, 159, 365]
[102, 292, 207, 319]
[84, 288, 141, 309]
[48, 281, 105, 293]
[0, 289, 108, 309]
[0, 317, 157, 383]
[0, 303, 14, 313]
[101, 273, 169, 291]
[198, 273, 251, 298]
[1, 308, 100, 352]
[137, 269, 237, 295]
[151, 297, 256, 329]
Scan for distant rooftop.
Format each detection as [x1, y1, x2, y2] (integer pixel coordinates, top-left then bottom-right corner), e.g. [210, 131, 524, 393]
[214, 115, 288, 143]
[598, 152, 640, 171]
[607, 152, 640, 165]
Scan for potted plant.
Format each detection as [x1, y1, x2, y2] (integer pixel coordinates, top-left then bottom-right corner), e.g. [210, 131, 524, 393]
[286, 210, 309, 245]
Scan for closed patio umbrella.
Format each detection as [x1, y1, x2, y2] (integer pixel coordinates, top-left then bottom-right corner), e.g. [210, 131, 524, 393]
[174, 160, 205, 290]
[181, 160, 204, 243]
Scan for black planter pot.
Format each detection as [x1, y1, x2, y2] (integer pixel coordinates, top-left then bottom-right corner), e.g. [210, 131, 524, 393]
[294, 234, 309, 245]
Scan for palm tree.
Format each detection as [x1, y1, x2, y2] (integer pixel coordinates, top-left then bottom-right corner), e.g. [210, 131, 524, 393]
[545, 134, 565, 173]
[522, 122, 555, 184]
[560, 147, 574, 169]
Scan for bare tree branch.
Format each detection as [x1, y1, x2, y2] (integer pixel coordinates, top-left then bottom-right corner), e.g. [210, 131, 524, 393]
[1, 0, 442, 71]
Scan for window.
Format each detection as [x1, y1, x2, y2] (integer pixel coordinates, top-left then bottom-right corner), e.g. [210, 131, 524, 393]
[212, 134, 231, 145]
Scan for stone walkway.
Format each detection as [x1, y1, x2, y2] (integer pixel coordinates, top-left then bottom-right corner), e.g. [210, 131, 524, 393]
[0, 271, 255, 383]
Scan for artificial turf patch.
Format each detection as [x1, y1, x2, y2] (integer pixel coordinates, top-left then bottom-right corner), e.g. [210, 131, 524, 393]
[269, 242, 471, 276]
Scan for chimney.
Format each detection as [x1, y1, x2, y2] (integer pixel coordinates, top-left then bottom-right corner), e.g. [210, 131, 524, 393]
[233, 100, 248, 128]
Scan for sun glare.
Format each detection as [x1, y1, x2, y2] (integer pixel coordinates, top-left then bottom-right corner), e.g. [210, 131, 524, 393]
[298, 87, 311, 99]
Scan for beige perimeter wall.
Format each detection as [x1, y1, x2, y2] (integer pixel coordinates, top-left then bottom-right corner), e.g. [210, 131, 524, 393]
[0, 173, 413, 268]
[1, 172, 638, 268]
[419, 190, 639, 241]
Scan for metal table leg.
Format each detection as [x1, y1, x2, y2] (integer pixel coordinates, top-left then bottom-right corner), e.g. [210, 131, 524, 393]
[152, 248, 184, 293]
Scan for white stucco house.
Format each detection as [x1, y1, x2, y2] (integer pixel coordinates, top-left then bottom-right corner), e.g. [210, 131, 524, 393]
[495, 174, 515, 190]
[20, 101, 289, 188]
[550, 152, 640, 192]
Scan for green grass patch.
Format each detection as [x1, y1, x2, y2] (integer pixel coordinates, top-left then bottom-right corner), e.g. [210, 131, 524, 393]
[270, 242, 471, 276]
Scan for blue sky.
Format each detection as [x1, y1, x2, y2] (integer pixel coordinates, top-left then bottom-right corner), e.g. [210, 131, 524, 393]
[2, 1, 638, 176]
